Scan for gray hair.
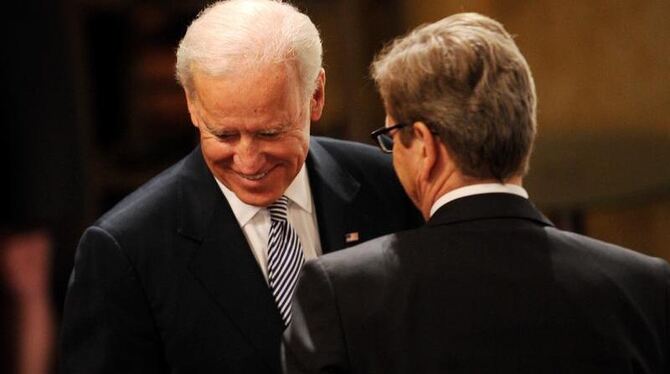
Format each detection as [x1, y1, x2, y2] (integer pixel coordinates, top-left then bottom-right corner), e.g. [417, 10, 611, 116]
[371, 12, 537, 181]
[176, 0, 322, 99]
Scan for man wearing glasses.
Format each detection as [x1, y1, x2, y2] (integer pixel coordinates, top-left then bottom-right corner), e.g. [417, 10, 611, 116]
[283, 12, 670, 373]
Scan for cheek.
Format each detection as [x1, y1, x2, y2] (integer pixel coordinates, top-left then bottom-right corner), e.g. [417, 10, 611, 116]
[392, 154, 408, 184]
[274, 134, 309, 164]
[201, 139, 233, 164]
[392, 154, 402, 175]
[394, 150, 417, 186]
[272, 149, 305, 175]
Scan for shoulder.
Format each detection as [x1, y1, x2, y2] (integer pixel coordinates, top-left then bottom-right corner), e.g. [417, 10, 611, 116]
[299, 229, 424, 319]
[311, 228, 421, 280]
[309, 136, 403, 198]
[546, 227, 670, 279]
[311, 136, 393, 170]
[75, 151, 206, 271]
[94, 154, 190, 235]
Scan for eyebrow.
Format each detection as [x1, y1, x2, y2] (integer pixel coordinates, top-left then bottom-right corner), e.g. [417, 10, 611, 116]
[202, 120, 291, 134]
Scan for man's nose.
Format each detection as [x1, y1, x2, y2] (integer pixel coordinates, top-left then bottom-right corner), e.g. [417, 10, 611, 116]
[233, 136, 265, 173]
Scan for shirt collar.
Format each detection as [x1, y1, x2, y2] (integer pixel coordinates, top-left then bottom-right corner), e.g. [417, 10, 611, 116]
[215, 164, 312, 227]
[429, 183, 529, 218]
[283, 163, 313, 215]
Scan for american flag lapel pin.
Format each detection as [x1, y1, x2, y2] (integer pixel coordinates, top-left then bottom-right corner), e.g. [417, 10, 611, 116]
[345, 232, 359, 243]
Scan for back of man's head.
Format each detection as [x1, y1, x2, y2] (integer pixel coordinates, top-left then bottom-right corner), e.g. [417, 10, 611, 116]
[372, 13, 537, 181]
[176, 0, 322, 99]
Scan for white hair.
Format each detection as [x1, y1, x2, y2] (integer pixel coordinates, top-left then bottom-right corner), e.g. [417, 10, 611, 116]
[176, 0, 322, 99]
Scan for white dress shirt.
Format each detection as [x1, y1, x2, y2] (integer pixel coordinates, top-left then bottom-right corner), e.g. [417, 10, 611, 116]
[216, 164, 322, 282]
[429, 183, 529, 218]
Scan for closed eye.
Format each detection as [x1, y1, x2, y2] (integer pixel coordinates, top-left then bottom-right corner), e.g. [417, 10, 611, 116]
[256, 129, 282, 139]
[214, 132, 239, 142]
[257, 133, 278, 139]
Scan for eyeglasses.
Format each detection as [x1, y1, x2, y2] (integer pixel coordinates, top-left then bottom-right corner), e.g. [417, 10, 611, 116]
[369, 123, 408, 153]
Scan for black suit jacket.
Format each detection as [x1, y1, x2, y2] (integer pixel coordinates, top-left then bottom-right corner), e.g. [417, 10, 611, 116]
[60, 137, 422, 373]
[283, 193, 670, 373]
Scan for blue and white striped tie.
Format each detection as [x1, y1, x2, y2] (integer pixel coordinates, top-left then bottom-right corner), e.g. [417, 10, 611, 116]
[267, 196, 305, 326]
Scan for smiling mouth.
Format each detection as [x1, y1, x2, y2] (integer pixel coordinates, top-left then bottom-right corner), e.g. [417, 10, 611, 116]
[236, 170, 270, 181]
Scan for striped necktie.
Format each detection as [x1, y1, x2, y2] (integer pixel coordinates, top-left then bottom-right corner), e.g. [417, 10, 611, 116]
[267, 196, 305, 326]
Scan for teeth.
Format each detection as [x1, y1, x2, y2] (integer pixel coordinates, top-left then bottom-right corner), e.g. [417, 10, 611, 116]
[239, 171, 268, 181]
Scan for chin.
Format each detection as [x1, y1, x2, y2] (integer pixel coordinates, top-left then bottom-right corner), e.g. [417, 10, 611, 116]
[221, 166, 296, 206]
[234, 191, 279, 207]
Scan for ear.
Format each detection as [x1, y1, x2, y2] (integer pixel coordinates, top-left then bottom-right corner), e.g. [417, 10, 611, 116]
[184, 89, 201, 129]
[414, 122, 439, 182]
[309, 68, 326, 122]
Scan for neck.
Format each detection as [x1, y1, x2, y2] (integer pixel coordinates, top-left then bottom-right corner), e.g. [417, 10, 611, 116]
[416, 172, 523, 220]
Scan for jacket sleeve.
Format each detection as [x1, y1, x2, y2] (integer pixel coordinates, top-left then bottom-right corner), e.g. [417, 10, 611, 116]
[282, 259, 350, 374]
[60, 226, 167, 373]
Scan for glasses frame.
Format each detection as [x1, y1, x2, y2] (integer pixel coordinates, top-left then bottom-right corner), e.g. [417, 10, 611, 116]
[369, 123, 408, 154]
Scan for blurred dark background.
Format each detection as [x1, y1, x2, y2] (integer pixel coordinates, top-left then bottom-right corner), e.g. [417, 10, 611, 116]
[2, 0, 668, 373]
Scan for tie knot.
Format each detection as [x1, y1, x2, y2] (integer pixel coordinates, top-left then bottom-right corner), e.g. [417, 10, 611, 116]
[268, 196, 289, 222]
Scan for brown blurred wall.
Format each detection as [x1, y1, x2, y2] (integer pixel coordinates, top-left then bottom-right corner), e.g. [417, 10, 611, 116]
[403, 0, 670, 133]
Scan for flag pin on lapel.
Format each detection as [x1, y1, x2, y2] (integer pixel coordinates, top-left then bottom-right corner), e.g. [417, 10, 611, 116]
[345, 232, 359, 243]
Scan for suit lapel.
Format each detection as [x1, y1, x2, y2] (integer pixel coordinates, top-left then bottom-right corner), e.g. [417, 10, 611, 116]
[176, 147, 283, 369]
[172, 139, 364, 366]
[428, 193, 553, 228]
[306, 138, 361, 253]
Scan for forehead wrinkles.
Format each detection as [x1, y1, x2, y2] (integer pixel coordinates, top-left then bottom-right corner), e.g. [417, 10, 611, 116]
[196, 99, 306, 134]
[193, 68, 306, 127]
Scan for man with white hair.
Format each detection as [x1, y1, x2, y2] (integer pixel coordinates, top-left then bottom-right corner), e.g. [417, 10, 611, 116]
[60, 1, 420, 373]
[282, 12, 670, 373]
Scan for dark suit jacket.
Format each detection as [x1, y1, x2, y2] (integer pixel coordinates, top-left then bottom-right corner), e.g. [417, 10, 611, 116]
[60, 137, 422, 373]
[283, 193, 670, 373]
